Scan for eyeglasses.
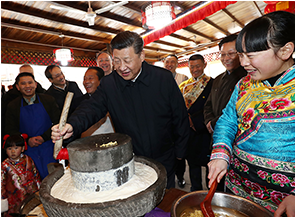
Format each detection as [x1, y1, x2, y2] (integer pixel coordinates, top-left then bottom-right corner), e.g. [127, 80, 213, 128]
[219, 52, 237, 58]
[52, 72, 64, 79]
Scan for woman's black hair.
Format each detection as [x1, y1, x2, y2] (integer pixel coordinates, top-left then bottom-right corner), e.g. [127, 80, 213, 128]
[3, 134, 25, 149]
[110, 31, 144, 55]
[236, 11, 295, 53]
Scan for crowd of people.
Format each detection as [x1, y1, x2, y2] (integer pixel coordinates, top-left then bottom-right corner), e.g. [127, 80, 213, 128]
[1, 10, 294, 217]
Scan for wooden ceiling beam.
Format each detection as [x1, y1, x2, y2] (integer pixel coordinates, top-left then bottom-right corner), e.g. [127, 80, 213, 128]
[252, 1, 264, 16]
[152, 40, 183, 49]
[121, 2, 143, 15]
[1, 1, 119, 35]
[1, 37, 100, 53]
[1, 19, 109, 44]
[183, 26, 215, 41]
[2, 38, 161, 61]
[51, 1, 195, 45]
[51, 1, 143, 27]
[222, 8, 244, 28]
[2, 1, 185, 50]
[169, 33, 196, 43]
[176, 40, 220, 56]
[144, 46, 175, 54]
[203, 18, 231, 36]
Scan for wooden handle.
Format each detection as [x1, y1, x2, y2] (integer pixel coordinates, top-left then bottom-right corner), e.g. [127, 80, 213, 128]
[200, 179, 218, 217]
[53, 92, 74, 159]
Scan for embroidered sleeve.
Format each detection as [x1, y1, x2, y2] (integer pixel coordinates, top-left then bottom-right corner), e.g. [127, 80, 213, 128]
[27, 156, 41, 189]
[1, 162, 7, 199]
[211, 82, 241, 162]
[211, 143, 232, 162]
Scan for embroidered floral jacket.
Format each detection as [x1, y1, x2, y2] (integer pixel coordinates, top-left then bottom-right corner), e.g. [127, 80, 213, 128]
[1, 154, 41, 214]
[211, 65, 295, 195]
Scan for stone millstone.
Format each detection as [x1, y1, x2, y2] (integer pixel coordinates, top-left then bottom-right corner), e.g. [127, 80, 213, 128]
[67, 133, 134, 192]
[39, 156, 167, 217]
[67, 133, 133, 172]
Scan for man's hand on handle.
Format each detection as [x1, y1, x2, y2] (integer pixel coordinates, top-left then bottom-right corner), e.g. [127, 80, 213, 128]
[51, 123, 74, 143]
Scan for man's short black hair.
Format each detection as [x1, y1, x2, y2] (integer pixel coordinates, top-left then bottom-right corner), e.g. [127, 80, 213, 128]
[87, 67, 105, 80]
[218, 34, 238, 50]
[15, 72, 35, 84]
[189, 54, 205, 63]
[45, 65, 61, 79]
[165, 54, 178, 60]
[111, 31, 144, 55]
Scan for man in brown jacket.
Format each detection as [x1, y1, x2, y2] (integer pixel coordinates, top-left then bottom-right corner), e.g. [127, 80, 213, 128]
[203, 34, 247, 191]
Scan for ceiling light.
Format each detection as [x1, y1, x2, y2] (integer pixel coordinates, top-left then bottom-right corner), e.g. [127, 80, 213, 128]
[142, 1, 176, 29]
[85, 7, 96, 26]
[54, 48, 74, 66]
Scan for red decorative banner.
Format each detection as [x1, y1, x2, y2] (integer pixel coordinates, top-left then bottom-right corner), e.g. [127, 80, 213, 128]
[264, 1, 295, 14]
[142, 1, 237, 46]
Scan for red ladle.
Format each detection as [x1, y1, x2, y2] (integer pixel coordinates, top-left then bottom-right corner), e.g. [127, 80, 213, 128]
[200, 179, 218, 217]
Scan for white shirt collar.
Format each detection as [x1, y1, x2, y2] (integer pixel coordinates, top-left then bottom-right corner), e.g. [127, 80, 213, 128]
[131, 67, 142, 82]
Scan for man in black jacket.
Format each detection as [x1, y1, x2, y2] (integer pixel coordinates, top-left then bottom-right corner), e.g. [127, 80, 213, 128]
[203, 34, 247, 191]
[71, 66, 114, 137]
[44, 65, 83, 115]
[51, 31, 190, 189]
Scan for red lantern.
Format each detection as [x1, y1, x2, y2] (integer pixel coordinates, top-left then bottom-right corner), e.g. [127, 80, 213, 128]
[53, 48, 74, 66]
[141, 1, 176, 29]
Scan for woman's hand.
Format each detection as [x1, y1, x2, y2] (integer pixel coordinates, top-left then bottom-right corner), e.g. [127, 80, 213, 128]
[51, 123, 73, 143]
[274, 195, 295, 217]
[207, 159, 228, 188]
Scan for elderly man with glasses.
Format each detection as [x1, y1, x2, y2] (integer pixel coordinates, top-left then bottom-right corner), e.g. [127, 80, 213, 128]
[203, 34, 247, 191]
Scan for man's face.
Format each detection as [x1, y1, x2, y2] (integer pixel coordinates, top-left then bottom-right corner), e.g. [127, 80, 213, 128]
[83, 69, 100, 94]
[189, 59, 206, 79]
[16, 76, 37, 100]
[49, 66, 66, 88]
[164, 56, 178, 73]
[113, 46, 145, 81]
[19, 65, 34, 75]
[96, 53, 113, 76]
[220, 41, 240, 73]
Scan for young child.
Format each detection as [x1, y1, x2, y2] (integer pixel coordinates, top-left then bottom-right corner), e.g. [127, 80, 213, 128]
[1, 134, 41, 216]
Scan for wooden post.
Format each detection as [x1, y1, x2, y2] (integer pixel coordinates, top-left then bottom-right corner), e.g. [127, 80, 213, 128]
[53, 92, 74, 159]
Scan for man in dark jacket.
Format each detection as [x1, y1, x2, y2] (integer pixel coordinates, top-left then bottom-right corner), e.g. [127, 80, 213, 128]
[71, 66, 114, 137]
[5, 73, 60, 179]
[203, 34, 247, 191]
[51, 31, 190, 189]
[44, 65, 83, 115]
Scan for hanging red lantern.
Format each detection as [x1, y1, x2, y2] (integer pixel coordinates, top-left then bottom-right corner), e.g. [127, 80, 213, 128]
[141, 1, 176, 29]
[53, 48, 74, 66]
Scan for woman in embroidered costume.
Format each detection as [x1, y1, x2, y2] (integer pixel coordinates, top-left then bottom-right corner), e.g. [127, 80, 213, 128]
[207, 11, 295, 217]
[1, 134, 41, 216]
